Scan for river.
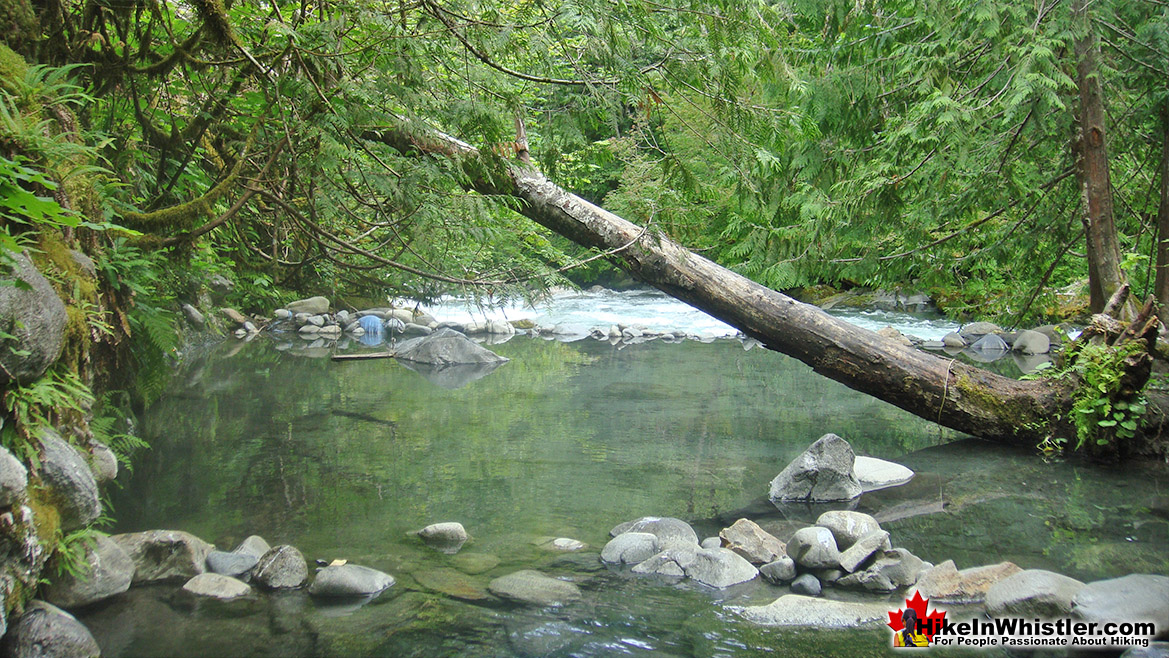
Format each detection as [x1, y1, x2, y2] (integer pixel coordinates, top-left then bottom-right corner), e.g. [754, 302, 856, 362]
[80, 290, 1168, 657]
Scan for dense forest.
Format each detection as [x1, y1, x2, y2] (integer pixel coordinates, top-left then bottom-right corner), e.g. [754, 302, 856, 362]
[2, 0, 1169, 457]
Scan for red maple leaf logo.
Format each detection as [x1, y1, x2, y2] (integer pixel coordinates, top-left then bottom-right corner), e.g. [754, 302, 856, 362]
[888, 590, 947, 642]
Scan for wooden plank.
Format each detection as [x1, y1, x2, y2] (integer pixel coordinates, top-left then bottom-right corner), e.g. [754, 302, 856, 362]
[331, 351, 395, 361]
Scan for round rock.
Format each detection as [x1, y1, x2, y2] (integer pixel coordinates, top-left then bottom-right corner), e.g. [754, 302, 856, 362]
[815, 511, 881, 550]
[0, 601, 99, 658]
[760, 556, 797, 584]
[601, 532, 660, 565]
[609, 516, 699, 548]
[791, 573, 822, 596]
[309, 564, 395, 598]
[416, 522, 470, 554]
[1072, 574, 1169, 628]
[36, 430, 101, 532]
[42, 535, 134, 609]
[786, 526, 841, 570]
[253, 545, 308, 589]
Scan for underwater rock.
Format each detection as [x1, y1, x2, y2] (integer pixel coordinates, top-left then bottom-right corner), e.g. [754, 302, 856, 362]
[488, 570, 581, 607]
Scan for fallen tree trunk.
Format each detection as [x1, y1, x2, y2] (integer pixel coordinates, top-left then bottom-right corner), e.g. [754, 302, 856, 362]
[365, 125, 1163, 450]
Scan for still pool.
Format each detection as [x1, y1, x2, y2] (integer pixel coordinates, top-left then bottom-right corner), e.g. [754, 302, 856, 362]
[82, 333, 1169, 657]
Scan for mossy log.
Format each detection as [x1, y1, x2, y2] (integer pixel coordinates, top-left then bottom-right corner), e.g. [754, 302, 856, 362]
[364, 124, 1139, 447]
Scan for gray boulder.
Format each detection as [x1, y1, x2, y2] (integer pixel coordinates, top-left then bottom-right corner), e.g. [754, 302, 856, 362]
[785, 527, 840, 570]
[0, 601, 99, 658]
[234, 535, 271, 559]
[1012, 329, 1051, 355]
[730, 595, 889, 628]
[110, 529, 213, 583]
[181, 303, 205, 330]
[837, 530, 891, 573]
[402, 323, 432, 336]
[86, 440, 118, 484]
[852, 456, 913, 492]
[600, 532, 660, 565]
[960, 321, 1002, 339]
[609, 516, 699, 548]
[791, 573, 821, 596]
[205, 550, 259, 578]
[631, 546, 758, 588]
[1072, 574, 1169, 629]
[394, 328, 509, 366]
[287, 296, 330, 315]
[837, 548, 923, 592]
[759, 556, 797, 584]
[0, 252, 67, 385]
[42, 535, 133, 609]
[718, 518, 785, 564]
[181, 573, 251, 600]
[488, 570, 581, 607]
[415, 522, 469, 554]
[986, 569, 1085, 619]
[309, 564, 395, 598]
[0, 445, 28, 507]
[942, 332, 967, 348]
[815, 511, 881, 550]
[768, 434, 862, 502]
[912, 560, 1022, 604]
[253, 545, 308, 589]
[970, 333, 1009, 352]
[37, 430, 101, 531]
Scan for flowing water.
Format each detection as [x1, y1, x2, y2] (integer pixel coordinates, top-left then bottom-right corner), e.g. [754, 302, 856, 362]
[80, 290, 1169, 657]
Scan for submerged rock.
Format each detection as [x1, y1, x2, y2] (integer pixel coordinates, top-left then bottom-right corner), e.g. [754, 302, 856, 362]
[852, 457, 914, 492]
[487, 570, 581, 607]
[730, 595, 889, 628]
[410, 567, 487, 601]
[768, 434, 862, 502]
[0, 601, 100, 658]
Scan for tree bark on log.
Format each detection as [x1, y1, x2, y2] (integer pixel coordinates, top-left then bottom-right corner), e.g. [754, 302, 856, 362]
[367, 124, 1081, 445]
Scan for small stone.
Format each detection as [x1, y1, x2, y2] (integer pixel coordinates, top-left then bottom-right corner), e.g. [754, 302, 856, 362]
[234, 535, 271, 559]
[700, 537, 722, 550]
[488, 570, 581, 607]
[415, 522, 470, 554]
[181, 304, 205, 329]
[220, 308, 248, 325]
[243, 321, 258, 333]
[182, 573, 251, 600]
[970, 333, 1009, 352]
[791, 574, 822, 596]
[942, 332, 967, 348]
[274, 309, 292, 320]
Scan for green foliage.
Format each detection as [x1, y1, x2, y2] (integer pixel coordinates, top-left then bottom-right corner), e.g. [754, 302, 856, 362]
[1064, 342, 1148, 451]
[0, 366, 93, 466]
[49, 527, 103, 581]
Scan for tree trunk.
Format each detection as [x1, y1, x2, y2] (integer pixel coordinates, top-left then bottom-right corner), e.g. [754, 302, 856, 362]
[1154, 101, 1169, 316]
[1073, 0, 1131, 318]
[368, 126, 1075, 445]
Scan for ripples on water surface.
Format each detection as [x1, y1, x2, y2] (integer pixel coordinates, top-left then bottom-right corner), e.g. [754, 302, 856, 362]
[84, 291, 1167, 657]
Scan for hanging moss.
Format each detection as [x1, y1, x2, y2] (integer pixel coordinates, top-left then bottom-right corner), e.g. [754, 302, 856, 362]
[0, 41, 28, 92]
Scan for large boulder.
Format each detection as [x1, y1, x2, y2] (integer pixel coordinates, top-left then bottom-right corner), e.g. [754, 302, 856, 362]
[730, 595, 890, 628]
[286, 296, 330, 315]
[815, 511, 881, 550]
[487, 570, 581, 607]
[0, 252, 67, 385]
[394, 328, 509, 366]
[0, 601, 99, 658]
[0, 445, 28, 507]
[308, 564, 395, 598]
[253, 545, 308, 589]
[600, 532, 660, 565]
[205, 550, 258, 579]
[986, 569, 1085, 619]
[785, 527, 840, 570]
[768, 434, 862, 502]
[42, 535, 134, 609]
[718, 518, 785, 564]
[609, 516, 699, 549]
[36, 430, 101, 531]
[631, 546, 758, 588]
[912, 560, 1022, 604]
[1011, 329, 1051, 355]
[1072, 574, 1169, 629]
[181, 573, 251, 601]
[110, 530, 213, 583]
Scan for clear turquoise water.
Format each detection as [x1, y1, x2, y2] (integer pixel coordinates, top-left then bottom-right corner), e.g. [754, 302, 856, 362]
[80, 332, 1168, 657]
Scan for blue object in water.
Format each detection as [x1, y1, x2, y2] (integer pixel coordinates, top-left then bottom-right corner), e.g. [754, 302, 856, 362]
[358, 315, 383, 336]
